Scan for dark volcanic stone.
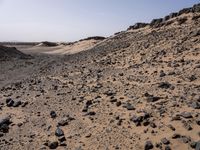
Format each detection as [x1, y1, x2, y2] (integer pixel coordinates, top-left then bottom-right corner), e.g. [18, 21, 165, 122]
[116, 101, 121, 107]
[196, 141, 200, 150]
[58, 136, 66, 142]
[190, 141, 196, 149]
[55, 127, 64, 137]
[85, 100, 92, 106]
[160, 70, 166, 77]
[6, 98, 12, 104]
[13, 100, 22, 107]
[144, 141, 154, 150]
[165, 145, 171, 150]
[196, 118, 200, 125]
[86, 111, 96, 116]
[50, 111, 57, 118]
[161, 138, 170, 145]
[180, 112, 193, 119]
[131, 115, 143, 126]
[190, 102, 200, 109]
[124, 103, 135, 110]
[82, 106, 88, 112]
[171, 115, 181, 121]
[58, 118, 68, 126]
[0, 116, 11, 133]
[48, 141, 58, 149]
[183, 122, 192, 131]
[172, 133, 181, 139]
[189, 75, 197, 82]
[6, 98, 14, 107]
[158, 82, 171, 89]
[181, 136, 191, 143]
[167, 124, 176, 131]
[21, 101, 28, 107]
[0, 124, 9, 133]
[150, 122, 157, 128]
[0, 116, 11, 126]
[146, 96, 161, 102]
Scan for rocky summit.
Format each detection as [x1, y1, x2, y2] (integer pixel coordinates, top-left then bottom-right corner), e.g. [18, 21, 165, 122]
[0, 3, 200, 150]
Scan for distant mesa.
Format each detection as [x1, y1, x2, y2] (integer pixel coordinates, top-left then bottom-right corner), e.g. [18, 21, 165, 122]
[79, 36, 106, 42]
[0, 45, 31, 61]
[37, 41, 58, 47]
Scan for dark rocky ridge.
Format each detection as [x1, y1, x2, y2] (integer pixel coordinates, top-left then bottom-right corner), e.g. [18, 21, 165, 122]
[127, 3, 200, 30]
[0, 45, 31, 61]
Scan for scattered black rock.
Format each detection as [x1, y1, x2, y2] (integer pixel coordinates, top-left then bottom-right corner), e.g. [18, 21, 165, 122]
[48, 141, 58, 149]
[188, 75, 197, 81]
[144, 141, 154, 150]
[190, 141, 196, 149]
[124, 103, 135, 110]
[165, 145, 171, 150]
[50, 111, 57, 118]
[182, 121, 193, 131]
[196, 118, 200, 125]
[131, 113, 151, 126]
[196, 141, 200, 150]
[167, 124, 176, 131]
[6, 98, 22, 107]
[181, 136, 191, 143]
[172, 133, 181, 139]
[158, 82, 171, 89]
[13, 100, 22, 107]
[160, 70, 166, 77]
[6, 98, 14, 107]
[58, 136, 66, 142]
[161, 138, 170, 145]
[180, 112, 193, 119]
[116, 101, 121, 107]
[21, 101, 28, 107]
[86, 111, 96, 116]
[0, 115, 11, 133]
[57, 115, 75, 126]
[55, 127, 64, 137]
[146, 95, 161, 103]
[190, 102, 200, 109]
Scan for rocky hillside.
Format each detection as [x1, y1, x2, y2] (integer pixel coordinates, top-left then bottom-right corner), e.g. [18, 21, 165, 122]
[0, 45, 31, 61]
[0, 3, 200, 150]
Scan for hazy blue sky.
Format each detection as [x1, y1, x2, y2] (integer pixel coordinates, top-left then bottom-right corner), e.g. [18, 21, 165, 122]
[0, 0, 199, 42]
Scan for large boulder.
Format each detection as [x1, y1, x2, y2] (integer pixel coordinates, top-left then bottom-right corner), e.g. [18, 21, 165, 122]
[150, 18, 163, 27]
[178, 8, 193, 15]
[193, 3, 200, 12]
[169, 12, 178, 19]
[127, 22, 149, 30]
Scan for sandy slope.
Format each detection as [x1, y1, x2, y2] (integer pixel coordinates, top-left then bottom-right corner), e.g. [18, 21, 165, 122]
[0, 11, 200, 150]
[18, 39, 104, 55]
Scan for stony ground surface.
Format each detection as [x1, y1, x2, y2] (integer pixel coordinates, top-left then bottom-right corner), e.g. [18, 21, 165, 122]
[0, 12, 200, 150]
